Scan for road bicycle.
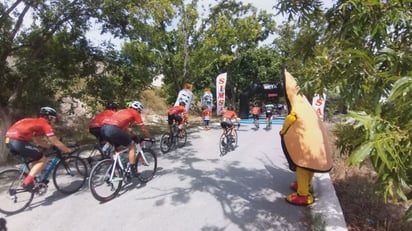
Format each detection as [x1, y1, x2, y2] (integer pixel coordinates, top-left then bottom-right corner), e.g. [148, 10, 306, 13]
[159, 121, 187, 153]
[88, 137, 157, 202]
[76, 139, 114, 173]
[219, 122, 239, 156]
[0, 147, 87, 215]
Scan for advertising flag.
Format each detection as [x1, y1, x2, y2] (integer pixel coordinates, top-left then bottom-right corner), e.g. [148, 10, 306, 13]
[216, 73, 227, 115]
[312, 93, 327, 120]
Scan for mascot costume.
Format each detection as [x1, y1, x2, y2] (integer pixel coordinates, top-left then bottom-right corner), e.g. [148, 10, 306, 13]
[280, 68, 332, 206]
[174, 83, 193, 123]
[201, 87, 213, 111]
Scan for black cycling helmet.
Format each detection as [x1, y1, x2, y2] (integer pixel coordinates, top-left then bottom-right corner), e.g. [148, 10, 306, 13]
[106, 101, 118, 110]
[179, 101, 186, 106]
[40, 107, 57, 117]
[228, 105, 234, 110]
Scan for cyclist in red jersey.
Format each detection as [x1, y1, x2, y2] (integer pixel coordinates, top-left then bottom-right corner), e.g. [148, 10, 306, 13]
[251, 103, 261, 128]
[100, 100, 153, 176]
[5, 107, 74, 190]
[89, 102, 118, 144]
[167, 101, 187, 131]
[220, 105, 240, 139]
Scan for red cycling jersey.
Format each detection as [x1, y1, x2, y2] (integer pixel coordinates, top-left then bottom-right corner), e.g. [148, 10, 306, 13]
[6, 118, 54, 141]
[89, 110, 116, 128]
[168, 105, 186, 115]
[222, 110, 237, 120]
[102, 108, 144, 130]
[251, 106, 260, 115]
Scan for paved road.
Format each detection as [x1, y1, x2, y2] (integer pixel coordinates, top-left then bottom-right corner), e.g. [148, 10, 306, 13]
[2, 123, 346, 231]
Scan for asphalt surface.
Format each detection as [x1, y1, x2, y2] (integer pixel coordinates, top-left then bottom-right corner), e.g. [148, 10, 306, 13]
[1, 123, 347, 231]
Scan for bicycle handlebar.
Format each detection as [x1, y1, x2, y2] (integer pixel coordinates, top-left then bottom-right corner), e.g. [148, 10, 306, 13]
[46, 146, 79, 157]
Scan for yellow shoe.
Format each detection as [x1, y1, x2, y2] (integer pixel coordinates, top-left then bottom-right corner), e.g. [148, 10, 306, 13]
[286, 192, 314, 206]
[290, 181, 313, 193]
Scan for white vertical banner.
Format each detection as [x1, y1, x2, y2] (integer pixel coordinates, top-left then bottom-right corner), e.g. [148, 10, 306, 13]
[216, 73, 227, 116]
[312, 93, 327, 120]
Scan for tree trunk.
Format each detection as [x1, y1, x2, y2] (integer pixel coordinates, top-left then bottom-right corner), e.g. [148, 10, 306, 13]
[0, 107, 12, 164]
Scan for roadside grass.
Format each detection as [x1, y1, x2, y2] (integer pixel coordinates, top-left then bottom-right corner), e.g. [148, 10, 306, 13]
[330, 148, 412, 231]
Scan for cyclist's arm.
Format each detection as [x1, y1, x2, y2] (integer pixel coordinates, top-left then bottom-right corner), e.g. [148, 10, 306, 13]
[47, 135, 72, 153]
[139, 125, 152, 138]
[32, 136, 51, 149]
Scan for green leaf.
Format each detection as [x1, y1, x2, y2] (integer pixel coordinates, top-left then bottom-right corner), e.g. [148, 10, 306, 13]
[348, 142, 374, 165]
[405, 205, 412, 222]
[388, 77, 412, 101]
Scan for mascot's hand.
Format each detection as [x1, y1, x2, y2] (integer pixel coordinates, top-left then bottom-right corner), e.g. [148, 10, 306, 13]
[280, 112, 297, 135]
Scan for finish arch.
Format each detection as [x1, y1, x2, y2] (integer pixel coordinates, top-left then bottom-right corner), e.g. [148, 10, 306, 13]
[239, 82, 284, 119]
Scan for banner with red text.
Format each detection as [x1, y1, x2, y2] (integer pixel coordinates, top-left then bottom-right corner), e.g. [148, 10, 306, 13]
[312, 93, 327, 120]
[216, 73, 227, 115]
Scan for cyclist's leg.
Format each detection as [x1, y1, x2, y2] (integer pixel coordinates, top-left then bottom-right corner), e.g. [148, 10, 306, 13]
[175, 115, 183, 130]
[167, 114, 174, 133]
[7, 139, 45, 187]
[102, 125, 137, 175]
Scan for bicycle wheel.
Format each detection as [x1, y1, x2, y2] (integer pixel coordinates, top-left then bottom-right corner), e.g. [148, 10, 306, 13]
[0, 168, 34, 215]
[52, 156, 88, 194]
[89, 159, 123, 202]
[219, 133, 228, 156]
[232, 129, 238, 147]
[176, 129, 187, 148]
[160, 133, 172, 153]
[76, 144, 105, 172]
[135, 148, 157, 183]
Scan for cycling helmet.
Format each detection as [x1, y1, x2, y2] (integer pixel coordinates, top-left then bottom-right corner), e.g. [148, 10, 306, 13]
[106, 101, 118, 110]
[228, 105, 234, 110]
[179, 101, 186, 106]
[128, 100, 144, 112]
[40, 107, 57, 117]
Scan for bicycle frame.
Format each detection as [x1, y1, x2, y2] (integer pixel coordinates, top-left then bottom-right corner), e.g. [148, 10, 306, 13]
[107, 142, 147, 181]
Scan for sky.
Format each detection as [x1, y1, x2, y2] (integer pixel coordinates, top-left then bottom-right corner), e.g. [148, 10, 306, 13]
[86, 0, 335, 50]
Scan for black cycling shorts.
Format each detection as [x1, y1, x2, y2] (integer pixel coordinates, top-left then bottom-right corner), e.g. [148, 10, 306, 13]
[6, 138, 43, 161]
[265, 112, 273, 118]
[168, 114, 182, 125]
[100, 124, 132, 148]
[89, 127, 101, 139]
[252, 114, 259, 120]
[220, 120, 233, 129]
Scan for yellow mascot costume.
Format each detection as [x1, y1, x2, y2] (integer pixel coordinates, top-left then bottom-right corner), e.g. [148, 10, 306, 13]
[280, 68, 332, 206]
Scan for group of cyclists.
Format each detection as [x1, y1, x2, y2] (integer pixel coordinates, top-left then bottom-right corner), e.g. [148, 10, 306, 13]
[251, 102, 283, 128]
[4, 95, 266, 193]
[3, 99, 195, 191]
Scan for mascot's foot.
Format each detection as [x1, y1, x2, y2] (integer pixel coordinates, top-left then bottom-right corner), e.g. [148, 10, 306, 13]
[286, 192, 314, 206]
[290, 181, 313, 193]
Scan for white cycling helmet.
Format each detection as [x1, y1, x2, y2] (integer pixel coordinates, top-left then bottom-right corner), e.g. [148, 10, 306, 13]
[128, 100, 144, 112]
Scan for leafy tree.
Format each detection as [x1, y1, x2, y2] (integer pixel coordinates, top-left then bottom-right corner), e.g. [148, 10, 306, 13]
[190, 0, 277, 106]
[274, 0, 412, 219]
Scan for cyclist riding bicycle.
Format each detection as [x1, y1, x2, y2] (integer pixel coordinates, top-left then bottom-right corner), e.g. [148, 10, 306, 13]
[88, 101, 118, 145]
[100, 100, 153, 176]
[220, 105, 240, 142]
[264, 103, 275, 125]
[251, 103, 261, 128]
[167, 101, 187, 132]
[4, 107, 74, 190]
